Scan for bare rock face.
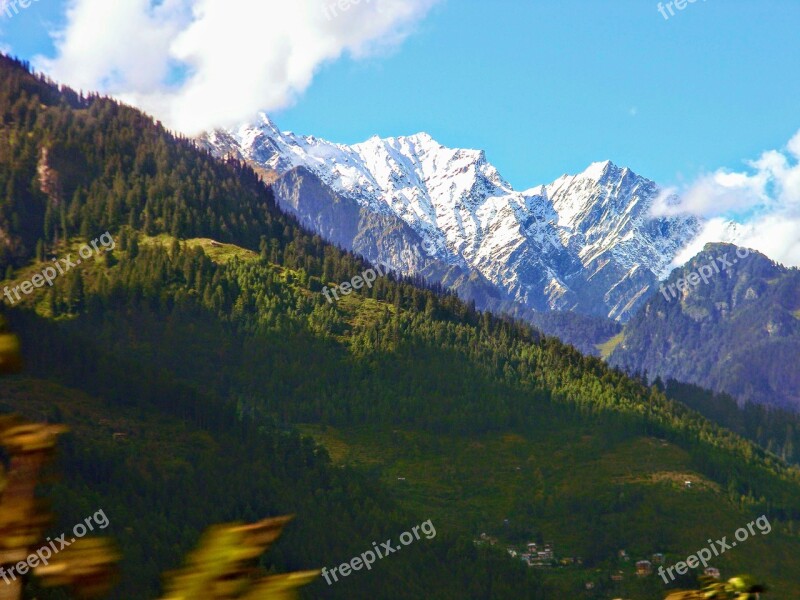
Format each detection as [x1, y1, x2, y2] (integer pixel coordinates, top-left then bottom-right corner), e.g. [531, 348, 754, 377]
[37, 146, 62, 204]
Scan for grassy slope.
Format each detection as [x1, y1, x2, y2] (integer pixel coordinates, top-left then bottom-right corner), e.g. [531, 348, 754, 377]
[295, 422, 800, 598]
[597, 332, 625, 359]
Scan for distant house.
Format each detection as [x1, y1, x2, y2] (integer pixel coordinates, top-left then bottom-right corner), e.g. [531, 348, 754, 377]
[540, 543, 554, 560]
[585, 581, 595, 590]
[611, 571, 624, 582]
[652, 553, 665, 564]
[685, 480, 693, 488]
[527, 542, 538, 553]
[507, 548, 517, 558]
[704, 567, 721, 579]
[636, 560, 653, 576]
[112, 432, 128, 442]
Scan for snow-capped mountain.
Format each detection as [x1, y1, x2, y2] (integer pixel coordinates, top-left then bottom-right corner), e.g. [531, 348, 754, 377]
[200, 115, 701, 321]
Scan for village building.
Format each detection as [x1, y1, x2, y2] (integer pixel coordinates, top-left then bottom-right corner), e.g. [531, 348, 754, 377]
[636, 560, 653, 576]
[704, 567, 721, 579]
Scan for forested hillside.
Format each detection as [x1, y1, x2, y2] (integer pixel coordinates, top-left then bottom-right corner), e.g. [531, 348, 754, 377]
[1, 55, 799, 598]
[663, 379, 800, 466]
[609, 243, 800, 411]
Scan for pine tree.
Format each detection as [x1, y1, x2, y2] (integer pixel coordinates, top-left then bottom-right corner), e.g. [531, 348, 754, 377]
[66, 271, 84, 313]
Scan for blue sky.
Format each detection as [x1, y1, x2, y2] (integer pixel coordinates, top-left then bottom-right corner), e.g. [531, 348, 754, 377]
[2, 0, 799, 190]
[276, 0, 800, 189]
[290, 0, 800, 189]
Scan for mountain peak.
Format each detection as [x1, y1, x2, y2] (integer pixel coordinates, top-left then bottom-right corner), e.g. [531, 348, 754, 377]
[254, 112, 281, 135]
[405, 131, 435, 143]
[579, 160, 621, 182]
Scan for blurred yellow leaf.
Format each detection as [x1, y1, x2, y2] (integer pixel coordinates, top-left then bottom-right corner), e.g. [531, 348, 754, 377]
[159, 516, 318, 600]
[36, 538, 120, 599]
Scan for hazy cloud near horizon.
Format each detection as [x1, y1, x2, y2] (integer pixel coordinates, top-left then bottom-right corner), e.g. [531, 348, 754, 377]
[653, 130, 800, 269]
[35, 0, 439, 134]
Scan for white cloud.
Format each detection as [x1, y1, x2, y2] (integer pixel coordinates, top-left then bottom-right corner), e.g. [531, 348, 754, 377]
[35, 0, 440, 134]
[788, 130, 800, 159]
[653, 129, 800, 269]
[670, 214, 800, 271]
[651, 168, 770, 219]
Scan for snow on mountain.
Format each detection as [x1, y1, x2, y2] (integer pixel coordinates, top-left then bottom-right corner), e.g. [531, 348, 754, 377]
[544, 160, 702, 279]
[199, 115, 702, 321]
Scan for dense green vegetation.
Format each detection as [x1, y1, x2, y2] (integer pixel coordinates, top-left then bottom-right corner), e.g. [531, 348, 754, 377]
[2, 377, 546, 600]
[0, 55, 799, 598]
[664, 379, 800, 466]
